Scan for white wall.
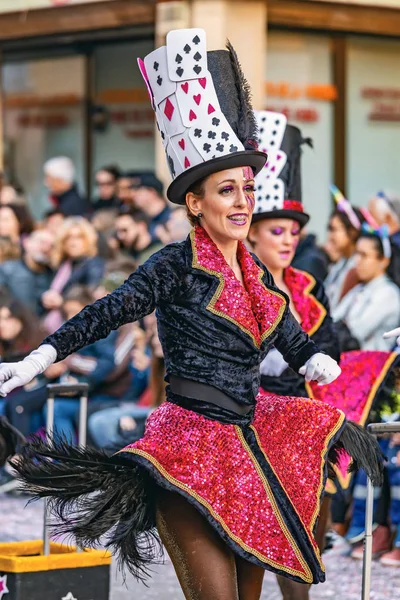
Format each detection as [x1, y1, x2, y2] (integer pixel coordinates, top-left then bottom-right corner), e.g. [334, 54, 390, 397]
[347, 37, 400, 207]
[266, 32, 334, 242]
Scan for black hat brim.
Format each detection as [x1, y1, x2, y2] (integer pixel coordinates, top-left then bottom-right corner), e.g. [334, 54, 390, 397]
[167, 150, 267, 205]
[251, 209, 310, 228]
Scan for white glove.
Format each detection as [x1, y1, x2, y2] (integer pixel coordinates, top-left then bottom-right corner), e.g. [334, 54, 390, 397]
[298, 353, 341, 385]
[260, 349, 288, 377]
[383, 327, 400, 347]
[0, 345, 57, 397]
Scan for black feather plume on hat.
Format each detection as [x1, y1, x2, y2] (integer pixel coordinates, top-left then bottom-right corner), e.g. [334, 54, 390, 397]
[226, 40, 259, 151]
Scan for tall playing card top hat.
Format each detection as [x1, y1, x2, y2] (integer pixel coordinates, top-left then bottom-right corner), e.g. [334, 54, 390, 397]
[137, 28, 267, 205]
[251, 111, 310, 228]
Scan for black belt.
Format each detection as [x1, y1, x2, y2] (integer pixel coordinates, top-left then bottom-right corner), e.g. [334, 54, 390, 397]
[169, 376, 252, 416]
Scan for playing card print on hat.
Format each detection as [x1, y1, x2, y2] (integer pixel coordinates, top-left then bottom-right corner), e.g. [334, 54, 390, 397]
[166, 29, 207, 81]
[252, 110, 310, 227]
[138, 28, 267, 204]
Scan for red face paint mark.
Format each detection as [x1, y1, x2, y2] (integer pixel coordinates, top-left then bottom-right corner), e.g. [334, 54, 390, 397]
[242, 166, 255, 211]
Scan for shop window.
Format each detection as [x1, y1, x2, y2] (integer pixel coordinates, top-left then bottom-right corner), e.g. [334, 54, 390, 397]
[3, 56, 86, 217]
[266, 31, 334, 240]
[347, 36, 400, 207]
[92, 39, 155, 187]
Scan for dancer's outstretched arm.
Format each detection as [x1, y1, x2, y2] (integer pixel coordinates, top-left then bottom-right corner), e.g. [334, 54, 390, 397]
[0, 245, 184, 396]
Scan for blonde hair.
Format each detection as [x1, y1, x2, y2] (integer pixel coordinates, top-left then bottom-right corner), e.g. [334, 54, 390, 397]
[52, 216, 98, 267]
[0, 236, 20, 262]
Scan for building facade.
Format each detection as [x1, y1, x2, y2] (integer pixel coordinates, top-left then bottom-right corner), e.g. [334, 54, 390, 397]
[1, 0, 400, 238]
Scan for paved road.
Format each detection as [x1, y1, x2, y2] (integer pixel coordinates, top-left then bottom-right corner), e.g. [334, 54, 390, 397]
[0, 496, 399, 599]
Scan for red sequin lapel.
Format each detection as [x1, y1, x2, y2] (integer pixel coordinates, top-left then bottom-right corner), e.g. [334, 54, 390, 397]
[191, 226, 286, 348]
[284, 267, 326, 336]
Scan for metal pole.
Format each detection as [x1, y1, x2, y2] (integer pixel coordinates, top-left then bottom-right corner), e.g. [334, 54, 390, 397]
[43, 396, 54, 556]
[361, 476, 374, 600]
[78, 394, 88, 447]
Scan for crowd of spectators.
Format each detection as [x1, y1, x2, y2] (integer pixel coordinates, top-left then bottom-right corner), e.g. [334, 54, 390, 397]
[1, 156, 400, 564]
[0, 156, 190, 493]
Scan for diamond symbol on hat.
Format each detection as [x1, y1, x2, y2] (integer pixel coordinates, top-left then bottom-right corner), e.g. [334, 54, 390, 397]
[164, 98, 175, 121]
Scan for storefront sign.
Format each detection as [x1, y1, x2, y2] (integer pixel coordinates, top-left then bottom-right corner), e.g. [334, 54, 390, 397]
[0, 0, 110, 13]
[361, 87, 400, 121]
[266, 106, 319, 123]
[266, 82, 337, 101]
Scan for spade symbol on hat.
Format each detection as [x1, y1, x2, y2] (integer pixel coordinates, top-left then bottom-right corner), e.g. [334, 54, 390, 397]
[175, 54, 183, 64]
[157, 75, 163, 86]
[153, 61, 159, 71]
[193, 65, 202, 75]
[176, 67, 184, 77]
[194, 52, 202, 61]
[193, 35, 201, 44]
[184, 44, 191, 54]
[168, 154, 176, 178]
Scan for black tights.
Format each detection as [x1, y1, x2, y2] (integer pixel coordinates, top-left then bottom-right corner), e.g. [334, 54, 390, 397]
[156, 488, 265, 600]
[276, 496, 332, 600]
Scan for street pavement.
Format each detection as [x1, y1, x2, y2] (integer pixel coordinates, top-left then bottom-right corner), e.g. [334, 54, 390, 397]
[0, 495, 399, 599]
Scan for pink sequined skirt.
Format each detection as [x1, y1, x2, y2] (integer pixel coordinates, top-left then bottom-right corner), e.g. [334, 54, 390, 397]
[305, 350, 398, 491]
[120, 392, 345, 584]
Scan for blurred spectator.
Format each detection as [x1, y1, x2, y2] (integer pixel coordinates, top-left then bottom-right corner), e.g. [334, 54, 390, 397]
[0, 237, 20, 264]
[332, 232, 400, 351]
[42, 217, 105, 332]
[0, 184, 26, 206]
[324, 206, 364, 311]
[92, 256, 136, 300]
[117, 171, 137, 206]
[44, 156, 90, 216]
[369, 191, 400, 251]
[92, 165, 120, 212]
[0, 203, 34, 244]
[131, 173, 171, 242]
[0, 230, 53, 314]
[91, 208, 119, 259]
[43, 208, 65, 237]
[115, 208, 164, 265]
[154, 207, 191, 245]
[292, 230, 329, 281]
[43, 286, 121, 441]
[0, 298, 48, 437]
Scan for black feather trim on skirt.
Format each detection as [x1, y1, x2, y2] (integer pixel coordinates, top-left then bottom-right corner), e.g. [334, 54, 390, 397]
[11, 436, 162, 582]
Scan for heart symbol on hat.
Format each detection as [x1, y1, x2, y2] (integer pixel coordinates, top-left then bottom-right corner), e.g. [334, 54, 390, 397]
[198, 78, 207, 89]
[189, 110, 197, 121]
[181, 82, 189, 94]
[184, 157, 191, 168]
[208, 104, 215, 114]
[193, 94, 201, 105]
[178, 138, 185, 150]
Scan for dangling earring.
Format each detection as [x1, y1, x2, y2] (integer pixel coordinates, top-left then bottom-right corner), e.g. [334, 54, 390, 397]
[197, 212, 203, 219]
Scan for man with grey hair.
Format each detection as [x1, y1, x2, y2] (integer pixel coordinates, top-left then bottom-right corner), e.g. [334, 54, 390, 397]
[43, 156, 90, 216]
[369, 190, 400, 251]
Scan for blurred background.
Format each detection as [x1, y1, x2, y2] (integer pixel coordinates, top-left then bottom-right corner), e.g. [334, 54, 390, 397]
[0, 2, 399, 598]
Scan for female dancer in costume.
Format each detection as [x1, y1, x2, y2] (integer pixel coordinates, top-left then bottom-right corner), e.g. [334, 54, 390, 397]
[0, 31, 383, 600]
[250, 116, 398, 599]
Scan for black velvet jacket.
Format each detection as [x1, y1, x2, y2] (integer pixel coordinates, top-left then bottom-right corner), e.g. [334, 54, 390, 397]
[44, 227, 319, 407]
[261, 266, 339, 398]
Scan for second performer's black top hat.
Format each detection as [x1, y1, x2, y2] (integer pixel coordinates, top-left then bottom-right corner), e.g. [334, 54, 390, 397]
[138, 28, 267, 205]
[252, 111, 311, 228]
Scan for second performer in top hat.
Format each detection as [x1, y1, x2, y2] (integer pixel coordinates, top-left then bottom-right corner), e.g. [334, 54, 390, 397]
[0, 28, 383, 600]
